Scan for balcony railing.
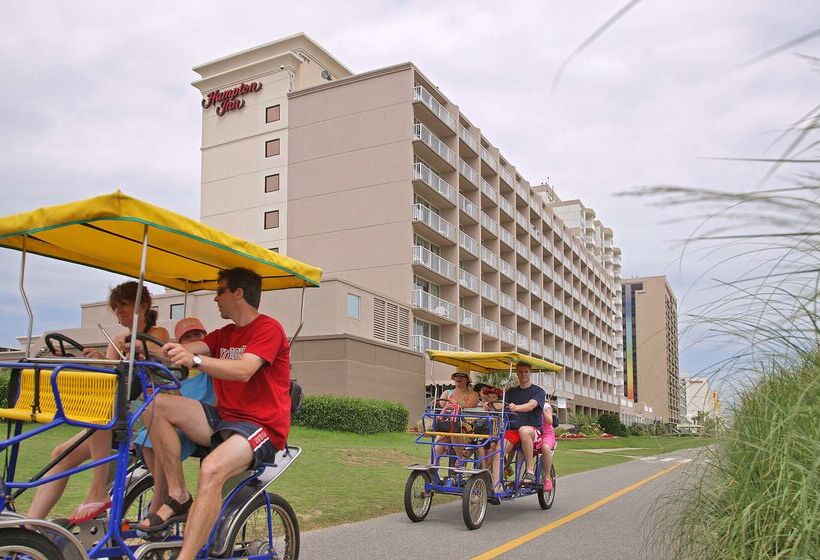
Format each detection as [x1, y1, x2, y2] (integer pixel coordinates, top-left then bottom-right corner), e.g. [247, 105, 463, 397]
[412, 204, 456, 242]
[459, 158, 479, 187]
[499, 260, 515, 280]
[458, 125, 480, 153]
[413, 163, 456, 205]
[412, 245, 456, 281]
[481, 317, 498, 338]
[480, 211, 498, 236]
[530, 281, 541, 298]
[480, 246, 498, 269]
[531, 340, 542, 356]
[516, 270, 528, 288]
[499, 197, 514, 217]
[413, 123, 456, 167]
[515, 240, 528, 258]
[413, 85, 456, 131]
[516, 302, 530, 320]
[459, 268, 479, 293]
[516, 333, 529, 350]
[499, 167, 513, 186]
[413, 334, 456, 353]
[500, 292, 515, 312]
[516, 182, 529, 200]
[459, 230, 479, 257]
[479, 177, 498, 204]
[458, 195, 479, 221]
[532, 311, 542, 327]
[480, 281, 498, 303]
[515, 211, 528, 229]
[479, 146, 498, 172]
[460, 307, 479, 330]
[499, 326, 515, 344]
[412, 289, 456, 321]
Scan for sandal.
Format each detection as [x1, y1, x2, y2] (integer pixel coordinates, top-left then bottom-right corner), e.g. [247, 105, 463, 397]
[522, 472, 535, 485]
[140, 494, 193, 532]
[69, 501, 111, 525]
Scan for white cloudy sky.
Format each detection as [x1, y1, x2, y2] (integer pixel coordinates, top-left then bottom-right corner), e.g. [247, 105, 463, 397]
[1, 1, 817, 390]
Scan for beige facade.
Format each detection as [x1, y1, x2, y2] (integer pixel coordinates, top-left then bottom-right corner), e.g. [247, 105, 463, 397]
[682, 376, 720, 423]
[620, 275, 681, 423]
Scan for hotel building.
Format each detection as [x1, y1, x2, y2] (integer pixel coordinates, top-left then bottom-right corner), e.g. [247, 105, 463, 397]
[620, 275, 681, 423]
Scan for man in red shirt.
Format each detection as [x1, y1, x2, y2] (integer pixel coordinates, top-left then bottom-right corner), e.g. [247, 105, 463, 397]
[138, 267, 290, 560]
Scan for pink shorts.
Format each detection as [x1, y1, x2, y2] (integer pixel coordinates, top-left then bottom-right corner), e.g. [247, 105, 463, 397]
[537, 433, 556, 452]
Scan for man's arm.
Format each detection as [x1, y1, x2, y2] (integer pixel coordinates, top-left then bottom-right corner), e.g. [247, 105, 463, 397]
[162, 341, 264, 382]
[509, 399, 539, 413]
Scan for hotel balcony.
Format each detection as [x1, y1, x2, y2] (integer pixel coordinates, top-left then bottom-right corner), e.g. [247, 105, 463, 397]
[481, 317, 499, 338]
[499, 197, 514, 218]
[412, 245, 457, 282]
[515, 211, 528, 230]
[458, 268, 479, 294]
[516, 334, 529, 351]
[500, 292, 515, 313]
[531, 340, 542, 356]
[459, 158, 479, 188]
[413, 163, 456, 206]
[479, 146, 498, 172]
[532, 311, 542, 327]
[413, 334, 456, 353]
[499, 326, 515, 345]
[480, 211, 498, 237]
[413, 85, 457, 132]
[412, 204, 456, 245]
[516, 182, 529, 200]
[499, 260, 515, 281]
[459, 230, 479, 258]
[515, 240, 528, 259]
[515, 270, 528, 290]
[480, 245, 498, 270]
[499, 167, 513, 187]
[460, 307, 480, 331]
[530, 281, 541, 298]
[499, 228, 515, 250]
[458, 125, 479, 155]
[480, 178, 498, 204]
[458, 194, 479, 223]
[413, 123, 455, 169]
[412, 289, 457, 323]
[480, 280, 498, 304]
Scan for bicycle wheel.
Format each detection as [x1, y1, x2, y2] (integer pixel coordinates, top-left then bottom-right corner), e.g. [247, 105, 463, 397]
[0, 528, 65, 560]
[537, 464, 556, 510]
[121, 472, 155, 526]
[462, 475, 488, 530]
[219, 492, 299, 560]
[404, 470, 433, 522]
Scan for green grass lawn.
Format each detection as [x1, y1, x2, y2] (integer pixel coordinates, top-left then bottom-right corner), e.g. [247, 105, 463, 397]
[4, 426, 712, 531]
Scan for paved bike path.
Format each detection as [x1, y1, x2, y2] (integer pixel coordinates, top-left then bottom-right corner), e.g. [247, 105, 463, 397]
[301, 447, 703, 559]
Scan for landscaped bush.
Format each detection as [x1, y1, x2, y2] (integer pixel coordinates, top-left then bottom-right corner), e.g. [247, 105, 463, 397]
[0, 369, 10, 406]
[597, 411, 627, 436]
[293, 395, 409, 435]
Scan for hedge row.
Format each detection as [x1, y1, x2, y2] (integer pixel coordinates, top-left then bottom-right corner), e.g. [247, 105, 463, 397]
[293, 395, 408, 434]
[0, 369, 10, 407]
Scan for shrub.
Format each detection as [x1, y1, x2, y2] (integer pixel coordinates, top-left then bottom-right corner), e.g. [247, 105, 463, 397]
[0, 369, 10, 406]
[597, 411, 627, 436]
[293, 395, 409, 435]
[568, 412, 595, 431]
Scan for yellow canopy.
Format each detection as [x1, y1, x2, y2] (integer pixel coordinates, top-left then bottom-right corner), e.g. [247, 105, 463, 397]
[427, 350, 561, 374]
[0, 191, 322, 291]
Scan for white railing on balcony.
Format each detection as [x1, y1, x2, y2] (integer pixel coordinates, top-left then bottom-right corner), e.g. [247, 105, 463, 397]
[499, 260, 515, 280]
[413, 334, 456, 353]
[500, 326, 515, 344]
[479, 146, 498, 172]
[458, 125, 479, 153]
[412, 289, 456, 321]
[531, 255, 543, 272]
[480, 246, 498, 269]
[413, 85, 457, 131]
[479, 177, 498, 204]
[516, 270, 528, 288]
[480, 281, 498, 303]
[499, 197, 514, 217]
[516, 302, 530, 320]
[480, 211, 498, 236]
[412, 245, 456, 281]
[543, 291, 553, 306]
[530, 281, 541, 298]
[460, 307, 479, 330]
[515, 211, 528, 229]
[499, 228, 515, 249]
[516, 182, 529, 200]
[517, 334, 529, 350]
[481, 317, 498, 338]
[515, 240, 528, 258]
[459, 230, 479, 257]
[413, 162, 456, 205]
[458, 194, 479, 221]
[413, 123, 456, 167]
[500, 292, 515, 312]
[499, 167, 513, 186]
[532, 311, 542, 327]
[459, 268, 479, 293]
[459, 158, 479, 187]
[412, 204, 456, 242]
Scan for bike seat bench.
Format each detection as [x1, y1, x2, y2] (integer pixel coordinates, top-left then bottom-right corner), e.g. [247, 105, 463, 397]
[0, 368, 117, 425]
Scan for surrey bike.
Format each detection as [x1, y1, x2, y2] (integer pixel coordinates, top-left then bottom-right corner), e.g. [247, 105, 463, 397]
[404, 351, 559, 530]
[0, 191, 322, 559]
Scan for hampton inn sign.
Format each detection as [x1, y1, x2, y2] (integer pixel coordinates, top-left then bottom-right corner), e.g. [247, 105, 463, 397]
[201, 81, 263, 116]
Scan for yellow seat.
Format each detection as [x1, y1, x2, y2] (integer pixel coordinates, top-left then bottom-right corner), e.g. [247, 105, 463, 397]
[0, 368, 117, 425]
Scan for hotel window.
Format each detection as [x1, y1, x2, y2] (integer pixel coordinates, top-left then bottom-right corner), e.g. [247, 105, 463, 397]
[265, 139, 280, 158]
[346, 293, 361, 319]
[266, 104, 281, 123]
[265, 174, 280, 193]
[170, 303, 184, 320]
[264, 210, 279, 229]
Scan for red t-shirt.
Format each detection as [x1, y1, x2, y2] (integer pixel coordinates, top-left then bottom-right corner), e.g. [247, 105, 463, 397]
[203, 314, 291, 450]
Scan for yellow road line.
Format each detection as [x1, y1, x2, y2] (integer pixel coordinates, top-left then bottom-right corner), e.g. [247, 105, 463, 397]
[471, 462, 684, 560]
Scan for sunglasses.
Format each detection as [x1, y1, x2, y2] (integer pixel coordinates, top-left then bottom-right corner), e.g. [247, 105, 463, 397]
[216, 286, 232, 296]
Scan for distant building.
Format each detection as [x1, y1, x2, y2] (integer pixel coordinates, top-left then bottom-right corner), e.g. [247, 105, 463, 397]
[620, 276, 682, 423]
[683, 376, 721, 422]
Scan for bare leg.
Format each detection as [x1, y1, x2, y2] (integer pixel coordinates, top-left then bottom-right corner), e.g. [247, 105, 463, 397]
[177, 435, 253, 560]
[140, 447, 166, 515]
[519, 426, 536, 475]
[27, 432, 92, 518]
[83, 430, 113, 504]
